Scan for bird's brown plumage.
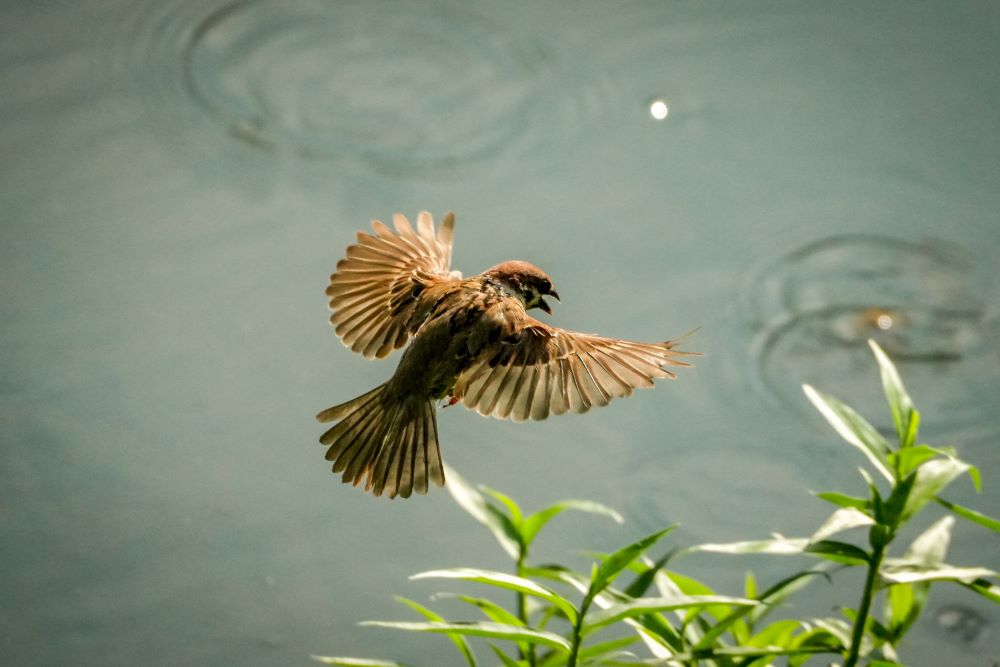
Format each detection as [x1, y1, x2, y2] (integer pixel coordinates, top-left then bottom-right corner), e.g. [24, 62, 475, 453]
[318, 212, 695, 498]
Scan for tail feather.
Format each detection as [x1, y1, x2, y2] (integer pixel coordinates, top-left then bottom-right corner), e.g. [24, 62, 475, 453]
[316, 383, 445, 498]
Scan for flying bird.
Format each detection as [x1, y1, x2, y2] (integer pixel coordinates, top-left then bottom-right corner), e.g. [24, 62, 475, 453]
[317, 212, 695, 498]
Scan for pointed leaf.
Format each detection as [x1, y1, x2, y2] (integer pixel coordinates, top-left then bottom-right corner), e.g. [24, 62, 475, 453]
[889, 444, 942, 479]
[411, 569, 576, 623]
[814, 491, 870, 511]
[360, 621, 571, 652]
[583, 595, 757, 635]
[803, 385, 893, 481]
[440, 594, 524, 627]
[884, 582, 928, 640]
[481, 487, 523, 526]
[578, 635, 641, 660]
[881, 563, 997, 584]
[935, 497, 1000, 532]
[312, 659, 408, 667]
[904, 516, 953, 565]
[869, 340, 917, 449]
[961, 579, 1000, 604]
[804, 540, 870, 566]
[443, 465, 521, 560]
[901, 456, 976, 522]
[692, 536, 809, 555]
[810, 507, 875, 542]
[395, 597, 477, 666]
[487, 645, 520, 667]
[590, 526, 675, 597]
[521, 499, 624, 548]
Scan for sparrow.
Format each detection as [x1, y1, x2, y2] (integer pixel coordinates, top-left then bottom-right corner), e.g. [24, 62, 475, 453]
[317, 211, 695, 499]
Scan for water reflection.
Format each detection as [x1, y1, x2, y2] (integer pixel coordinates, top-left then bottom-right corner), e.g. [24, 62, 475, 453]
[748, 235, 999, 439]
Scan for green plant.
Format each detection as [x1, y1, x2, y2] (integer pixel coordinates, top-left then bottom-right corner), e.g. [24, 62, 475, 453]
[314, 341, 998, 666]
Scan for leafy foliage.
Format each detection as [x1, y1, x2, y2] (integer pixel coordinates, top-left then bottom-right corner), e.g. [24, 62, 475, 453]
[316, 341, 998, 666]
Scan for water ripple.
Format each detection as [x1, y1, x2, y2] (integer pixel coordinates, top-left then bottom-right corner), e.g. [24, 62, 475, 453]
[181, 0, 549, 170]
[747, 235, 999, 439]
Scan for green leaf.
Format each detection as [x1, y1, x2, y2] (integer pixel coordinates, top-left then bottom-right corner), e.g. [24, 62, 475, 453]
[804, 540, 870, 566]
[750, 568, 831, 625]
[360, 621, 572, 652]
[747, 619, 801, 647]
[583, 595, 758, 636]
[443, 465, 522, 560]
[311, 659, 409, 667]
[481, 487, 524, 526]
[411, 569, 577, 623]
[589, 526, 675, 599]
[935, 497, 1000, 532]
[814, 491, 870, 511]
[659, 645, 837, 662]
[395, 597, 477, 667]
[577, 635, 641, 660]
[442, 594, 524, 627]
[884, 582, 928, 641]
[486, 645, 520, 667]
[960, 579, 1000, 604]
[869, 340, 917, 449]
[881, 562, 998, 585]
[889, 444, 942, 479]
[901, 456, 977, 523]
[810, 507, 876, 542]
[520, 499, 624, 549]
[803, 385, 893, 481]
[903, 516, 953, 565]
[691, 536, 809, 555]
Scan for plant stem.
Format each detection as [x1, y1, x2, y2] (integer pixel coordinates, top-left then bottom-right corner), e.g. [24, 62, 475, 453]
[566, 595, 591, 667]
[845, 544, 886, 667]
[516, 553, 536, 667]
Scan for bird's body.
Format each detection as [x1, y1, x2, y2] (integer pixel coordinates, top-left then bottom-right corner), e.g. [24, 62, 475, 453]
[318, 212, 694, 498]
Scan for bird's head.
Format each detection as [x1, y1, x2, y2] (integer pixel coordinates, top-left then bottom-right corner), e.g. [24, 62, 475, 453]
[484, 260, 560, 314]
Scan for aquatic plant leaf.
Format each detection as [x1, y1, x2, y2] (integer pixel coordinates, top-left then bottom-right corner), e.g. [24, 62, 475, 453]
[312, 658, 409, 667]
[961, 579, 1000, 604]
[487, 644, 520, 667]
[810, 507, 875, 542]
[903, 516, 953, 565]
[869, 340, 917, 449]
[803, 385, 893, 481]
[814, 491, 870, 511]
[395, 597, 477, 667]
[444, 465, 521, 559]
[691, 536, 809, 555]
[589, 526, 675, 599]
[360, 621, 571, 652]
[901, 456, 976, 522]
[884, 582, 928, 641]
[583, 595, 757, 636]
[439, 594, 524, 626]
[804, 540, 870, 566]
[935, 496, 1000, 532]
[520, 499, 624, 549]
[411, 568, 576, 623]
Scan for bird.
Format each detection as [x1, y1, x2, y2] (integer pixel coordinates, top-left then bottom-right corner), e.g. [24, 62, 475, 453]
[317, 211, 696, 499]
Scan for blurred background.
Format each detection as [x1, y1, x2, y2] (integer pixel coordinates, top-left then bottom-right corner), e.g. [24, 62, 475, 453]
[2, 1, 998, 665]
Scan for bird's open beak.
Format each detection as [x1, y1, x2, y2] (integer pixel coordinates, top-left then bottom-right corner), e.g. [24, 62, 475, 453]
[538, 289, 559, 315]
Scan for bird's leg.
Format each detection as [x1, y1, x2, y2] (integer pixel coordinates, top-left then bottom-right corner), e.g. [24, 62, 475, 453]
[439, 395, 459, 408]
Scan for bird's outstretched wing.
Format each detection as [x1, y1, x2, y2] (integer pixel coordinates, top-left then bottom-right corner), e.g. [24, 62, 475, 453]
[454, 313, 695, 422]
[326, 212, 459, 358]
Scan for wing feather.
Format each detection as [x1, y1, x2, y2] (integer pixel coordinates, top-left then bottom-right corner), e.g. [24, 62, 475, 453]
[456, 311, 694, 421]
[326, 212, 459, 358]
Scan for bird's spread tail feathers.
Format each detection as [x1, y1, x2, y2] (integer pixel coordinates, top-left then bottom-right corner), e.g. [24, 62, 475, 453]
[316, 384, 445, 498]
